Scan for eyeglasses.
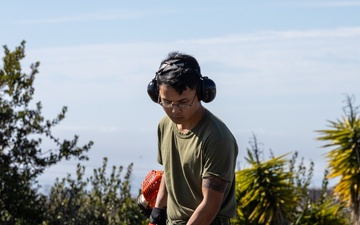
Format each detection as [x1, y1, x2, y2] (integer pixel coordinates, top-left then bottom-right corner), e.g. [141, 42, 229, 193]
[159, 94, 197, 109]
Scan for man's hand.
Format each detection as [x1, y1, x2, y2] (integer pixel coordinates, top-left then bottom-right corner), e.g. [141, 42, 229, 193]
[149, 207, 166, 225]
[137, 194, 152, 217]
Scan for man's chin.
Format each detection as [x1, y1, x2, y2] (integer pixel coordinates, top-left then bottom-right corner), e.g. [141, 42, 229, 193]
[170, 116, 183, 123]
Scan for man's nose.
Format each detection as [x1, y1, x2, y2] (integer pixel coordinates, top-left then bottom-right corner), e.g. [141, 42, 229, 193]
[171, 104, 182, 113]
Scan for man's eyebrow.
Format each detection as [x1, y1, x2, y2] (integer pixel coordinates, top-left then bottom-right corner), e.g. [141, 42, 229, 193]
[178, 98, 189, 103]
[162, 97, 189, 102]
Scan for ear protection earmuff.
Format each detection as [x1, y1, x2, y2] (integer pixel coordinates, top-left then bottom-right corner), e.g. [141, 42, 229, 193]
[147, 59, 216, 103]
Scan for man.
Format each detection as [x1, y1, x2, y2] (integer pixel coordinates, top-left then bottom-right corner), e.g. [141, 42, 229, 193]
[146, 52, 238, 225]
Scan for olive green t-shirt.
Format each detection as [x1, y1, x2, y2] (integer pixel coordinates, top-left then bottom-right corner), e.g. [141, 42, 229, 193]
[157, 109, 238, 223]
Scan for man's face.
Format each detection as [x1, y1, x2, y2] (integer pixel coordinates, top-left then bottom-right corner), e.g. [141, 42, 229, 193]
[158, 84, 201, 126]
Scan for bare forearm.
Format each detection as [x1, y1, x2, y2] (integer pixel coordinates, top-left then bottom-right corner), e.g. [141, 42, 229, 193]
[187, 177, 226, 225]
[187, 201, 219, 225]
[155, 173, 167, 208]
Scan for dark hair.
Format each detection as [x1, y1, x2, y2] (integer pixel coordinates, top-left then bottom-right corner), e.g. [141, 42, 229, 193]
[156, 51, 201, 95]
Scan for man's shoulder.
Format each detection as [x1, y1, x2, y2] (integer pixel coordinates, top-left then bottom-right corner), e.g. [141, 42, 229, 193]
[158, 116, 172, 130]
[200, 110, 236, 140]
[204, 110, 230, 130]
[159, 115, 171, 124]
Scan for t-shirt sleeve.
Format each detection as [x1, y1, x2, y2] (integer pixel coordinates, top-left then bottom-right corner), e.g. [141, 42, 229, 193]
[202, 138, 238, 182]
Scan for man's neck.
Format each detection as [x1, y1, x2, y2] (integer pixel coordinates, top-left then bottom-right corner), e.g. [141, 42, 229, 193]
[176, 106, 206, 132]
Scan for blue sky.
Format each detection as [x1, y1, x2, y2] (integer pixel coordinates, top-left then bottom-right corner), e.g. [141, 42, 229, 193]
[1, 1, 360, 194]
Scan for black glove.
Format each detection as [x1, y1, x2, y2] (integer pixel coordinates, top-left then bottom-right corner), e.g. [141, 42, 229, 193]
[149, 207, 166, 225]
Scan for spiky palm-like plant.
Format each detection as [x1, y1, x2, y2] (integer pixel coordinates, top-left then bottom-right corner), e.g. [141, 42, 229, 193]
[235, 136, 299, 225]
[317, 96, 360, 225]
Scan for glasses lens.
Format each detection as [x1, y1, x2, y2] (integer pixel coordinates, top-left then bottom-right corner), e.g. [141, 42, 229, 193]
[160, 102, 190, 109]
[160, 102, 171, 108]
[159, 94, 196, 109]
[178, 104, 190, 109]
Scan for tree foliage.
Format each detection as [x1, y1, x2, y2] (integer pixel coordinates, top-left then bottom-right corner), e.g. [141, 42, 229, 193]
[234, 134, 349, 225]
[45, 158, 147, 225]
[235, 135, 301, 225]
[0, 41, 93, 224]
[317, 95, 360, 225]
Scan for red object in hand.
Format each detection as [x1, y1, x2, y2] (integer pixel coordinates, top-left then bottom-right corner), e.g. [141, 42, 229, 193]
[142, 170, 163, 208]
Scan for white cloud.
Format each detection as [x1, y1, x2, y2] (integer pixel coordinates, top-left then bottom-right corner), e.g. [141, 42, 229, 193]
[13, 6, 207, 25]
[297, 1, 360, 7]
[14, 10, 149, 25]
[23, 27, 360, 108]
[175, 27, 360, 45]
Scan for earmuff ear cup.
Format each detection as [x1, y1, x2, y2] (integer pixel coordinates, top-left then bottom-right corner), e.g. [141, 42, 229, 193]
[198, 77, 216, 103]
[147, 79, 159, 103]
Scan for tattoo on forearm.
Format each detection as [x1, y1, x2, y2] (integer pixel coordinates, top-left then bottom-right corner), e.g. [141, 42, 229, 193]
[203, 177, 227, 193]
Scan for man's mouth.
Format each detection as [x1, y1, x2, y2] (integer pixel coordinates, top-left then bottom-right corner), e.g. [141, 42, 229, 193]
[171, 115, 183, 120]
